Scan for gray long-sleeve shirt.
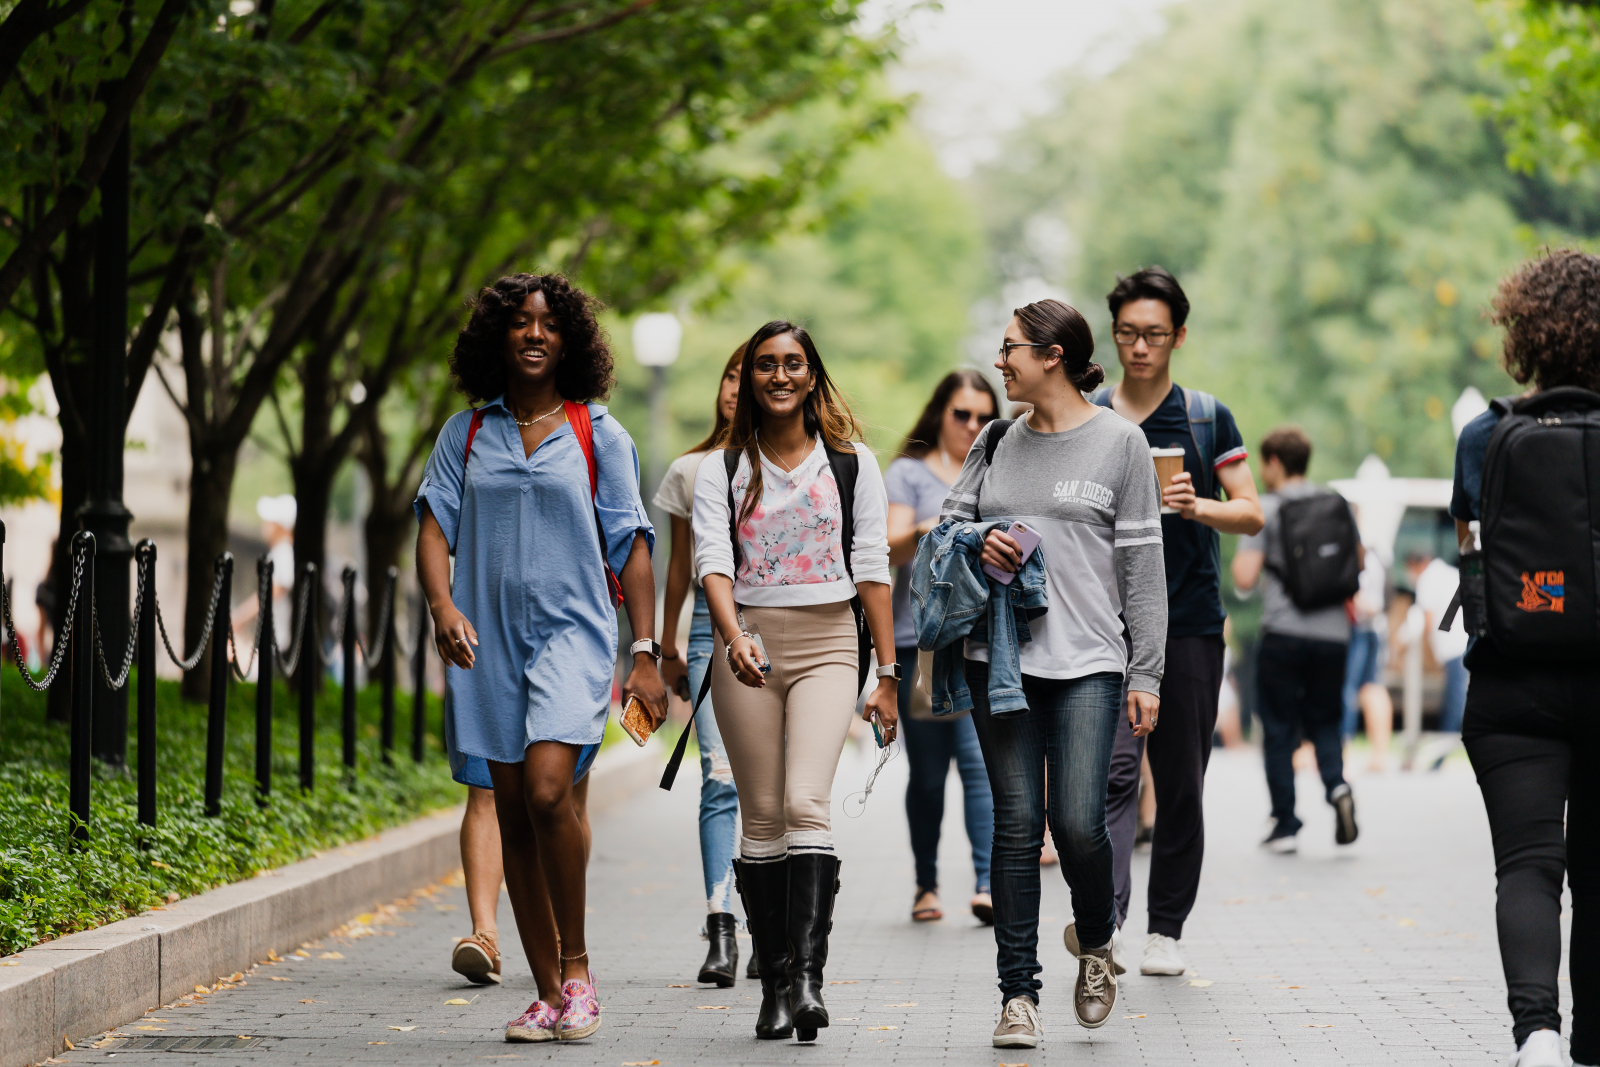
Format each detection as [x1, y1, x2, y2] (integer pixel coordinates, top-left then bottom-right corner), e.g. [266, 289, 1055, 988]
[941, 410, 1167, 696]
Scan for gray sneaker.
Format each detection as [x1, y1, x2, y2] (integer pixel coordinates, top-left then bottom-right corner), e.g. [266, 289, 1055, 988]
[992, 996, 1041, 1048]
[1063, 922, 1128, 975]
[1072, 945, 1118, 1029]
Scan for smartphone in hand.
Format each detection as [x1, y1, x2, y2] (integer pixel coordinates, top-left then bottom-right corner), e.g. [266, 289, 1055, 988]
[619, 694, 654, 747]
[982, 521, 1043, 585]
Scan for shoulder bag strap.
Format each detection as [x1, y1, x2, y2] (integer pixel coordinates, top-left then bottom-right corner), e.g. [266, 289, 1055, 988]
[975, 418, 1015, 521]
[1182, 386, 1218, 500]
[564, 401, 623, 607]
[824, 444, 870, 698]
[461, 407, 487, 478]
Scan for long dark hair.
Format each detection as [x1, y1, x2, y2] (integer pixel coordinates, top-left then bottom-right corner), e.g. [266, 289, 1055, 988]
[725, 321, 861, 530]
[683, 345, 746, 456]
[448, 272, 614, 404]
[1013, 298, 1104, 392]
[897, 370, 1000, 460]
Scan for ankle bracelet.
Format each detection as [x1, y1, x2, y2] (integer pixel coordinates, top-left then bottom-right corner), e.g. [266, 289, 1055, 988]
[559, 950, 589, 962]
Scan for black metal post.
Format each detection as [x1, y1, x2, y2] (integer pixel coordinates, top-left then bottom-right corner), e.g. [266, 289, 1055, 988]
[203, 553, 232, 818]
[341, 565, 357, 774]
[411, 596, 428, 763]
[298, 563, 318, 792]
[136, 540, 156, 831]
[255, 556, 273, 803]
[69, 532, 96, 847]
[80, 103, 134, 768]
[379, 567, 397, 765]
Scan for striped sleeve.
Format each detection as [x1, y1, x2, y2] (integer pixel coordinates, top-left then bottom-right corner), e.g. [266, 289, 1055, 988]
[1114, 517, 1163, 548]
[1114, 423, 1166, 696]
[1213, 444, 1248, 469]
[940, 423, 993, 521]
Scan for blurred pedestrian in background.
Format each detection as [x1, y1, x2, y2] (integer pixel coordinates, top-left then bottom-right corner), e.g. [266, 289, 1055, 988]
[1084, 266, 1261, 979]
[943, 299, 1165, 1046]
[1452, 250, 1600, 1067]
[654, 345, 755, 986]
[887, 370, 1000, 926]
[1344, 540, 1393, 771]
[693, 321, 896, 1044]
[1232, 427, 1359, 854]
[416, 273, 666, 1043]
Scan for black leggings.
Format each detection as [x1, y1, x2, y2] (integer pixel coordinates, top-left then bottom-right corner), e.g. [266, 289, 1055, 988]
[1463, 664, 1599, 1060]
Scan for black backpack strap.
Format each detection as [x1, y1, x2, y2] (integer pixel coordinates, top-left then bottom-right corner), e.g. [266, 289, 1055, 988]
[660, 669, 712, 790]
[824, 443, 871, 697]
[724, 447, 743, 570]
[983, 419, 1014, 466]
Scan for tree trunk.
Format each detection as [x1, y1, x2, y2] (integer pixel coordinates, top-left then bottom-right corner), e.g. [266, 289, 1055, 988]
[44, 428, 86, 723]
[181, 444, 238, 703]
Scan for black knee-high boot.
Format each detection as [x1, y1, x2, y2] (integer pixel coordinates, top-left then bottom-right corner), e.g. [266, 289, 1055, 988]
[787, 853, 840, 1042]
[733, 858, 793, 1040]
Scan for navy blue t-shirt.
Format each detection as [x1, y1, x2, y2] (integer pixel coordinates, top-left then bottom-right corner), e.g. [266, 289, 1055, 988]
[1450, 407, 1500, 524]
[1130, 384, 1249, 638]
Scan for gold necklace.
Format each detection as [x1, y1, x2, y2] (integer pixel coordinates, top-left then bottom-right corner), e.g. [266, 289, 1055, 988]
[512, 403, 563, 428]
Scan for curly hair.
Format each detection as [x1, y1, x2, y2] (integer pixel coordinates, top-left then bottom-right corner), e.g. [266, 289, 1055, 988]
[1491, 249, 1600, 392]
[448, 273, 614, 404]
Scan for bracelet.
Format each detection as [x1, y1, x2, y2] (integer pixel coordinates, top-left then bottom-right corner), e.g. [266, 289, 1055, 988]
[724, 632, 756, 668]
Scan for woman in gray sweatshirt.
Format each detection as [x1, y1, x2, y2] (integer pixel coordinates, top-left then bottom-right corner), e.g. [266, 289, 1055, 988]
[941, 298, 1166, 1048]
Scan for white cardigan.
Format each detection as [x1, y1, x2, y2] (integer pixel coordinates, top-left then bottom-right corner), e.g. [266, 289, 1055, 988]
[692, 438, 890, 607]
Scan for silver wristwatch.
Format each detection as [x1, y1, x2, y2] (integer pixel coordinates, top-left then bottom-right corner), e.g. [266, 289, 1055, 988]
[629, 638, 661, 660]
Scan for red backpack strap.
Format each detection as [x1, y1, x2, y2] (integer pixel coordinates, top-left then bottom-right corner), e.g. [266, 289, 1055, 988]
[563, 401, 624, 607]
[462, 407, 487, 477]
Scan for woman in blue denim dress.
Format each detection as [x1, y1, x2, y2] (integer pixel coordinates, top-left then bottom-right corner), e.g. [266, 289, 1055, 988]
[655, 346, 751, 987]
[416, 273, 667, 1044]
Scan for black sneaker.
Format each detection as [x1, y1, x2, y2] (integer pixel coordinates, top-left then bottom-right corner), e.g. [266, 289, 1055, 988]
[1331, 784, 1358, 845]
[1261, 821, 1298, 854]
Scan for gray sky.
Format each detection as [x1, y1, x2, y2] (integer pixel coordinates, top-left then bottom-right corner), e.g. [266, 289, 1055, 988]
[866, 0, 1180, 177]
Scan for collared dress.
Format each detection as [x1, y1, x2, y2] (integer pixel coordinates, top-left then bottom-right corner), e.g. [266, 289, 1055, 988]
[414, 397, 653, 786]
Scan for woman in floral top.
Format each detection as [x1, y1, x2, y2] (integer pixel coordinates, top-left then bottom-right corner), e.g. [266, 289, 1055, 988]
[692, 320, 895, 1044]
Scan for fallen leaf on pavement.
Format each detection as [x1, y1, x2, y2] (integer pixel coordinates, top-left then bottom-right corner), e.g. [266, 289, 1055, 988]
[387, 1025, 417, 1031]
[1366, 886, 1385, 897]
[999, 1063, 1029, 1066]
[1277, 985, 1302, 989]
[237, 1036, 252, 1040]
[62, 1037, 75, 1050]
[885, 1002, 917, 1007]
[445, 999, 471, 1005]
[300, 999, 321, 1004]
[1304, 1024, 1334, 1028]
[621, 1062, 660, 1066]
[827, 980, 858, 985]
[270, 977, 292, 981]
[194, 986, 209, 994]
[1188, 979, 1213, 987]
[319, 952, 344, 959]
[367, 1041, 387, 1045]
[294, 950, 310, 957]
[1124, 1014, 1146, 1019]
[666, 984, 691, 988]
[867, 1025, 898, 1031]
[1397, 918, 1416, 927]
[695, 1006, 729, 1010]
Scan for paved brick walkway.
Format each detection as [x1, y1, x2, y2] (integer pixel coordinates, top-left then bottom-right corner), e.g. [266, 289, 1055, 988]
[60, 739, 1559, 1066]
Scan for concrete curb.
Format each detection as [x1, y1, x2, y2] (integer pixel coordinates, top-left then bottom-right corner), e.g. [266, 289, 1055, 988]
[0, 739, 662, 1067]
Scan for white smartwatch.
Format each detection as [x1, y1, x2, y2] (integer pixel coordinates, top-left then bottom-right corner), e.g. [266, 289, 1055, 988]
[876, 663, 902, 681]
[629, 638, 661, 660]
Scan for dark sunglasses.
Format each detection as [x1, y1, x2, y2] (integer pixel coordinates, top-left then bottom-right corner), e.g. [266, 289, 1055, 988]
[950, 407, 996, 425]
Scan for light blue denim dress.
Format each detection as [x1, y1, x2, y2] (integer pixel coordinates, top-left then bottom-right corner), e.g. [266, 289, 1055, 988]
[415, 398, 653, 785]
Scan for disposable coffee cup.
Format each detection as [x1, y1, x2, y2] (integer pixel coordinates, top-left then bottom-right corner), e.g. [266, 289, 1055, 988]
[1150, 447, 1186, 514]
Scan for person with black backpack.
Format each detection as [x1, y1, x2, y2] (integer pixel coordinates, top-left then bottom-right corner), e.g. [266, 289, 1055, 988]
[1232, 426, 1361, 854]
[1449, 250, 1600, 1067]
[690, 320, 897, 1045]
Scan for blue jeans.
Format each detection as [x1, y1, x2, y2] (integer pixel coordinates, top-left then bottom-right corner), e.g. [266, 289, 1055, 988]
[965, 659, 1122, 1006]
[1341, 627, 1385, 739]
[1439, 655, 1467, 734]
[898, 646, 993, 896]
[688, 588, 740, 913]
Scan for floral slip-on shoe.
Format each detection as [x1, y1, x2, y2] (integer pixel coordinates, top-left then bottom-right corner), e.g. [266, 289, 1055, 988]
[557, 974, 601, 1040]
[504, 999, 560, 1042]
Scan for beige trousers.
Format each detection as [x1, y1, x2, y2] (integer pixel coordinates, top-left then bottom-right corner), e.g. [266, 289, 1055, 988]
[709, 600, 860, 859]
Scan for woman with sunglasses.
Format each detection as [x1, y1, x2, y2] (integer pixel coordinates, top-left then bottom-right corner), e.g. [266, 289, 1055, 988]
[692, 320, 896, 1044]
[945, 300, 1165, 1048]
[654, 345, 753, 986]
[887, 371, 1000, 926]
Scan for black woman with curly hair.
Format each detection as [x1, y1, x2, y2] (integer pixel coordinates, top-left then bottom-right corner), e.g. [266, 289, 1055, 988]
[414, 272, 667, 1043]
[1451, 249, 1600, 1067]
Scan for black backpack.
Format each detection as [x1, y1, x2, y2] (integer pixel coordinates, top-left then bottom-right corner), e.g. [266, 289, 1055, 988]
[1269, 490, 1361, 611]
[660, 443, 868, 789]
[1457, 387, 1600, 659]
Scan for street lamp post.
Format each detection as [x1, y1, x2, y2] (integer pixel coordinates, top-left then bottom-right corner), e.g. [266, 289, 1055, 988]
[632, 313, 683, 530]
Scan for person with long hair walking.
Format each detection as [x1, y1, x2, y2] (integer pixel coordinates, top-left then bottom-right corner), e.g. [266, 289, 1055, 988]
[942, 299, 1166, 1048]
[415, 272, 667, 1043]
[888, 370, 999, 925]
[692, 320, 897, 1044]
[654, 345, 755, 985]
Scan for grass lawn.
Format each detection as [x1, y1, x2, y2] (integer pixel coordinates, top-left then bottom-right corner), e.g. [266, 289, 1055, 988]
[0, 671, 462, 956]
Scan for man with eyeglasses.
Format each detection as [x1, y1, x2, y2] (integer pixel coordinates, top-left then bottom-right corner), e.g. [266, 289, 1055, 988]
[1074, 266, 1263, 980]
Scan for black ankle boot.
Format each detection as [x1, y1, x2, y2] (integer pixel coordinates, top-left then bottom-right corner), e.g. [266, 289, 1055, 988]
[733, 858, 793, 1040]
[698, 912, 739, 987]
[787, 853, 841, 1041]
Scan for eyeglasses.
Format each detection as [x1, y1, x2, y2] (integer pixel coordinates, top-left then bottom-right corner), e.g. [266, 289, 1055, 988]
[949, 407, 996, 426]
[753, 359, 812, 377]
[1112, 326, 1175, 347]
[997, 340, 1051, 361]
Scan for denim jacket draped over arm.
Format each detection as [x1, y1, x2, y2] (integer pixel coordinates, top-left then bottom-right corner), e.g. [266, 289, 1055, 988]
[909, 519, 1047, 717]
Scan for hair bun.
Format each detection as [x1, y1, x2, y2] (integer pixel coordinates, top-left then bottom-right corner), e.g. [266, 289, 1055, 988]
[1073, 361, 1106, 392]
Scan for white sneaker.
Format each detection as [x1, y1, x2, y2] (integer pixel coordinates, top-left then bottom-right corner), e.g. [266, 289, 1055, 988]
[1140, 933, 1187, 976]
[1062, 922, 1128, 975]
[993, 996, 1041, 1048]
[1511, 1029, 1568, 1067]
